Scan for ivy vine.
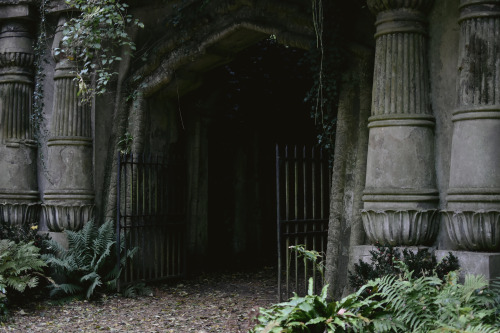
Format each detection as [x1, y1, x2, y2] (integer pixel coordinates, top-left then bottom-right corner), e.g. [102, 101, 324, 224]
[304, 0, 347, 166]
[56, 0, 144, 99]
[32, 0, 49, 144]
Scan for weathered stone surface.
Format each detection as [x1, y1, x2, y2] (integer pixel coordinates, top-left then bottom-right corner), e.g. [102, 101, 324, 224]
[367, 0, 435, 14]
[442, 211, 500, 251]
[363, 0, 437, 246]
[0, 18, 39, 226]
[362, 209, 439, 245]
[42, 15, 94, 232]
[0, 202, 39, 226]
[43, 204, 94, 232]
[445, 0, 500, 252]
[436, 249, 500, 281]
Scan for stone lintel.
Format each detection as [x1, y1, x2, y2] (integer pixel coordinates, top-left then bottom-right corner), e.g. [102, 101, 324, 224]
[0, 4, 34, 21]
[436, 249, 500, 281]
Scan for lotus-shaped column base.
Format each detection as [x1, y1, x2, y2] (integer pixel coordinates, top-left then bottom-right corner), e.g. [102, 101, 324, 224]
[361, 209, 439, 246]
[442, 211, 500, 251]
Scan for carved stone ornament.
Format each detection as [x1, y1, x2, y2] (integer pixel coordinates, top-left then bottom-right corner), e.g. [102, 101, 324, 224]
[362, 209, 439, 246]
[0, 203, 40, 227]
[443, 211, 500, 251]
[42, 204, 95, 232]
[367, 0, 435, 14]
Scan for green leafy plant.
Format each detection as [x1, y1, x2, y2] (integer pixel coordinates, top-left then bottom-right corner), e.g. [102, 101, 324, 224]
[117, 132, 133, 154]
[0, 220, 51, 254]
[43, 220, 137, 300]
[348, 244, 460, 291]
[57, 0, 144, 98]
[250, 277, 393, 333]
[0, 239, 47, 322]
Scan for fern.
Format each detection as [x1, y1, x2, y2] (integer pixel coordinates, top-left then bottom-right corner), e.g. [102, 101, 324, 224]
[0, 239, 47, 321]
[0, 240, 46, 294]
[368, 265, 500, 333]
[43, 220, 136, 300]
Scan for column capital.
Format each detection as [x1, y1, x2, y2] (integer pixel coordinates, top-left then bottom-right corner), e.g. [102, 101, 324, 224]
[0, 20, 34, 72]
[367, 0, 435, 15]
[459, 0, 500, 22]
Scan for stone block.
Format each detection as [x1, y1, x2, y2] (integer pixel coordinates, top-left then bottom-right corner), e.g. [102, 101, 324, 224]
[40, 231, 68, 250]
[436, 250, 500, 281]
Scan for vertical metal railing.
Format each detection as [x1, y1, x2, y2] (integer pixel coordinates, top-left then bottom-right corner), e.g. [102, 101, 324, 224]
[276, 144, 331, 301]
[117, 152, 186, 286]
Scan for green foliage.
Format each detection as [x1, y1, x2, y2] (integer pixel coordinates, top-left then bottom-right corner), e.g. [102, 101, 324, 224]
[348, 244, 460, 291]
[368, 266, 500, 333]
[0, 239, 47, 322]
[43, 220, 137, 300]
[32, 0, 50, 145]
[289, 245, 326, 291]
[250, 278, 391, 333]
[0, 220, 51, 254]
[252, 264, 500, 333]
[58, 0, 144, 98]
[117, 132, 133, 154]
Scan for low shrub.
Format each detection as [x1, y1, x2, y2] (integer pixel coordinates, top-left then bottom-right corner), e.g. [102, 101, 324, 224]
[348, 244, 460, 291]
[0, 220, 50, 253]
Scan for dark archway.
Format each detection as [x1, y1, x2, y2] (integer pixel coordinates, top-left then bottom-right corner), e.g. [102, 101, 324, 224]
[178, 39, 317, 270]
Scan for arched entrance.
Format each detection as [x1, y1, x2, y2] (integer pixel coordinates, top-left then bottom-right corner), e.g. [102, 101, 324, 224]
[135, 37, 318, 274]
[178, 38, 317, 270]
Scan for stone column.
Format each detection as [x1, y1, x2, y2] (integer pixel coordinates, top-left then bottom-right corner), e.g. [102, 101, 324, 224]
[444, 0, 500, 251]
[361, 0, 439, 246]
[0, 19, 40, 226]
[42, 16, 94, 232]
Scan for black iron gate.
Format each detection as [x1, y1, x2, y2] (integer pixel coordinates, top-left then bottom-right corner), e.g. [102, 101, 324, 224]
[116, 153, 186, 287]
[276, 144, 331, 301]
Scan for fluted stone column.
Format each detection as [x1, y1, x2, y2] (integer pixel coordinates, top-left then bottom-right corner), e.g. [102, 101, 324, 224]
[42, 16, 94, 232]
[443, 0, 500, 251]
[361, 0, 439, 246]
[0, 19, 40, 226]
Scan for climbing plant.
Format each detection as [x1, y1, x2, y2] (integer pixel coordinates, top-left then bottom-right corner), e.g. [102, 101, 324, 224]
[56, 0, 144, 99]
[32, 0, 49, 144]
[304, 0, 348, 165]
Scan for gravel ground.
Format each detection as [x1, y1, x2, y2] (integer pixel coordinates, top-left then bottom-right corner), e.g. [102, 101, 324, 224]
[0, 267, 278, 333]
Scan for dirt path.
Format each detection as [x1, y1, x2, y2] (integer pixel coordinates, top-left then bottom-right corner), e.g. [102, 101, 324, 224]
[0, 268, 277, 332]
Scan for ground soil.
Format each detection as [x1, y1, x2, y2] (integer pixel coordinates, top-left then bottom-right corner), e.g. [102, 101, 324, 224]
[0, 267, 277, 333]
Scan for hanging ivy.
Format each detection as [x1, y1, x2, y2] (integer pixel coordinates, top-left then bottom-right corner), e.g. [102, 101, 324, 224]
[304, 0, 348, 166]
[56, 0, 144, 99]
[32, 0, 50, 144]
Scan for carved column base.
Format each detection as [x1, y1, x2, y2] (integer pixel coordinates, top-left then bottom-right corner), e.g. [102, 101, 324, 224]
[361, 209, 439, 246]
[0, 202, 40, 226]
[42, 204, 95, 232]
[442, 210, 500, 251]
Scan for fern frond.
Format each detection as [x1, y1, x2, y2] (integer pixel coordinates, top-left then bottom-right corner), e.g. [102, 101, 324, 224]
[50, 283, 84, 297]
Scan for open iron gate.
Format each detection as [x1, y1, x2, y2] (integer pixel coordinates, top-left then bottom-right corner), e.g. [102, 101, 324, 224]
[276, 144, 331, 301]
[116, 152, 186, 288]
